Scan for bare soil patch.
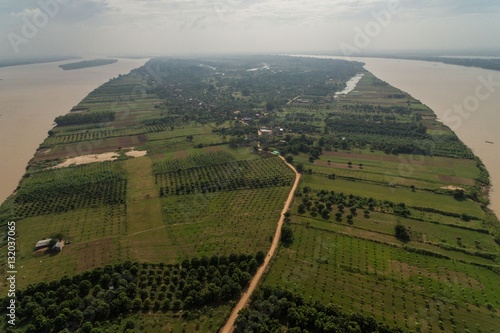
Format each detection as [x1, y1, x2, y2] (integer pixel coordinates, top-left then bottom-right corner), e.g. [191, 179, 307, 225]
[53, 152, 119, 168]
[65, 238, 114, 273]
[440, 185, 465, 191]
[118, 136, 133, 147]
[125, 149, 147, 158]
[438, 175, 475, 186]
[174, 150, 189, 159]
[33, 144, 118, 162]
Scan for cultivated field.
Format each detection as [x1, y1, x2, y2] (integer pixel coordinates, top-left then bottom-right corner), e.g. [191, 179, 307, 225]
[1, 56, 498, 332]
[265, 223, 499, 332]
[262, 71, 500, 332]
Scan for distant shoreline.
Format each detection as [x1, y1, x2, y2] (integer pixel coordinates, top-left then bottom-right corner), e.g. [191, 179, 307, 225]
[59, 59, 119, 70]
[0, 58, 149, 204]
[0, 56, 79, 69]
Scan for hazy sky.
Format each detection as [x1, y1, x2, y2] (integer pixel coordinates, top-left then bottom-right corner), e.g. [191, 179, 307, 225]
[1, 0, 499, 58]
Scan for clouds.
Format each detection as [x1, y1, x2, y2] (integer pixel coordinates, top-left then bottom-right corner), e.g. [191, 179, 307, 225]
[0, 0, 499, 58]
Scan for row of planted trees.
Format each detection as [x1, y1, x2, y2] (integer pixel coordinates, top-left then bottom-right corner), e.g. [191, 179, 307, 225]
[3, 253, 265, 333]
[234, 286, 407, 333]
[156, 156, 295, 196]
[295, 186, 411, 220]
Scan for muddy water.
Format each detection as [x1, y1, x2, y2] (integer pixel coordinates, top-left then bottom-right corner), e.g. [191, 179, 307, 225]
[0, 58, 148, 204]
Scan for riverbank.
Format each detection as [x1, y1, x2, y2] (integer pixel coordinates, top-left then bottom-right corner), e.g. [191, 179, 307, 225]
[294, 54, 500, 219]
[0, 57, 148, 204]
[358, 57, 500, 218]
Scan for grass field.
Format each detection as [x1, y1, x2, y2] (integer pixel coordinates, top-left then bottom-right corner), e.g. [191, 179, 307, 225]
[301, 174, 485, 218]
[1, 151, 293, 293]
[264, 223, 500, 332]
[124, 305, 233, 333]
[292, 149, 479, 189]
[118, 186, 290, 265]
[1, 56, 499, 332]
[262, 66, 499, 333]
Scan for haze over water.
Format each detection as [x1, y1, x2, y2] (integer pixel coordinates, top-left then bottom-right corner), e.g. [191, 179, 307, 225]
[0, 58, 148, 204]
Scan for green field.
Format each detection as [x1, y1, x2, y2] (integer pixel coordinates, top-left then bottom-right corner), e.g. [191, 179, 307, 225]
[264, 223, 500, 332]
[1, 56, 499, 332]
[301, 174, 485, 218]
[261, 68, 500, 333]
[4, 152, 291, 291]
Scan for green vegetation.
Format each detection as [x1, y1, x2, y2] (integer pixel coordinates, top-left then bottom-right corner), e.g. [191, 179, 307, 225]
[2, 255, 262, 332]
[155, 153, 294, 196]
[14, 162, 126, 218]
[58, 59, 118, 70]
[235, 286, 406, 332]
[264, 224, 500, 332]
[54, 111, 115, 126]
[1, 55, 499, 332]
[260, 65, 500, 332]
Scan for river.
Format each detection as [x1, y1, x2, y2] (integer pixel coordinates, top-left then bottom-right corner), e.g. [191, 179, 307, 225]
[301, 55, 500, 218]
[0, 58, 148, 204]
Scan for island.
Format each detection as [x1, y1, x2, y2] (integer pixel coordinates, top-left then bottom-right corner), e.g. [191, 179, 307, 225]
[1, 55, 498, 333]
[58, 58, 118, 70]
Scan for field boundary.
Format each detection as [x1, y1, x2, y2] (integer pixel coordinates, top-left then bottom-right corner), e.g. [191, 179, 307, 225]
[219, 156, 301, 333]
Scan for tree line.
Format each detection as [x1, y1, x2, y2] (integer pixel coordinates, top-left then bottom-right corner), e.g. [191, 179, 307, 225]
[54, 111, 115, 126]
[235, 286, 407, 332]
[2, 253, 265, 333]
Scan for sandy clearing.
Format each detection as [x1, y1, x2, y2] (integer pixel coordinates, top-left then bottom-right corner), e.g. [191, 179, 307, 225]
[53, 149, 147, 168]
[440, 185, 465, 191]
[53, 152, 119, 168]
[219, 156, 300, 333]
[125, 150, 147, 157]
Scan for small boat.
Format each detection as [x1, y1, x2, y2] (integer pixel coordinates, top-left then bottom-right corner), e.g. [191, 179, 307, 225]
[485, 141, 494, 144]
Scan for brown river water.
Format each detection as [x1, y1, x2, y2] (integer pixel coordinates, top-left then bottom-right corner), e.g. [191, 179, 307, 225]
[0, 58, 148, 204]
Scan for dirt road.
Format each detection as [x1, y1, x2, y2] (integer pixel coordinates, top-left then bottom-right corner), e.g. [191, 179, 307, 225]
[219, 156, 300, 333]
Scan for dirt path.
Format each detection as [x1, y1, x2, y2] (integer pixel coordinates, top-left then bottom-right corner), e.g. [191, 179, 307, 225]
[219, 156, 300, 333]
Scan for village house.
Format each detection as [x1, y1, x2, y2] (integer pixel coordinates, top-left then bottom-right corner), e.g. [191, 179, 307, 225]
[34, 239, 52, 250]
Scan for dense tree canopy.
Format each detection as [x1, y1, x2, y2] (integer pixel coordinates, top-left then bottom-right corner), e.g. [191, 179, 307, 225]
[235, 286, 407, 333]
